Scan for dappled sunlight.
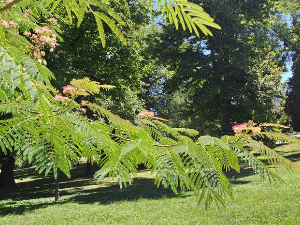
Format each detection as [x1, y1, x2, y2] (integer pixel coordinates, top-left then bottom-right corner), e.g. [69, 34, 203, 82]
[0, 167, 180, 217]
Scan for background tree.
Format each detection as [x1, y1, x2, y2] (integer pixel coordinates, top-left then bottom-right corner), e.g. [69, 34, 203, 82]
[1, 0, 300, 209]
[141, 0, 286, 135]
[0, 0, 221, 189]
[47, 0, 153, 121]
[279, 3, 300, 130]
[286, 54, 300, 130]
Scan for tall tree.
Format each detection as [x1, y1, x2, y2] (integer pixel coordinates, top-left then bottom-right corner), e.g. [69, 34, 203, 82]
[286, 54, 300, 130]
[47, 0, 153, 121]
[0, 0, 221, 189]
[0, 0, 300, 209]
[279, 4, 300, 130]
[142, 0, 285, 134]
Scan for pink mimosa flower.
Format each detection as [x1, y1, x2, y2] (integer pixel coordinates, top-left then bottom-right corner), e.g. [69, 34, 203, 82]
[49, 17, 57, 25]
[54, 94, 64, 100]
[54, 94, 68, 101]
[137, 111, 145, 118]
[41, 26, 51, 32]
[23, 31, 31, 37]
[138, 110, 154, 119]
[62, 86, 75, 94]
[39, 35, 46, 41]
[9, 20, 18, 26]
[232, 123, 247, 133]
[1, 19, 9, 28]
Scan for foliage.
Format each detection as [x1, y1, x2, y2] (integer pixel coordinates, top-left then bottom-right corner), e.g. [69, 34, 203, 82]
[1, 76, 300, 207]
[1, 146, 300, 224]
[140, 0, 287, 133]
[273, 1, 300, 130]
[13, 0, 220, 48]
[46, 1, 152, 121]
[285, 54, 300, 130]
[1, 0, 300, 209]
[284, 9, 300, 130]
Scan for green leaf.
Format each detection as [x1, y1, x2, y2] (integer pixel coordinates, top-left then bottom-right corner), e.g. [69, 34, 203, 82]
[94, 12, 106, 47]
[168, 0, 178, 29]
[77, 2, 87, 27]
[50, 0, 62, 13]
[63, 1, 73, 24]
[175, 5, 186, 31]
[2, 53, 12, 72]
[10, 62, 20, 89]
[95, 12, 126, 46]
[43, 0, 56, 7]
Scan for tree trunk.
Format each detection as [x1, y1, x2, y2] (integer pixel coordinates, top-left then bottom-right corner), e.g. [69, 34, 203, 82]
[84, 162, 93, 177]
[0, 156, 17, 189]
[221, 98, 232, 133]
[55, 174, 60, 202]
[86, 161, 92, 174]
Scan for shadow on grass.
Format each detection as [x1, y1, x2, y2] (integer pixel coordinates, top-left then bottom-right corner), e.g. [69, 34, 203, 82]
[0, 169, 181, 216]
[0, 162, 259, 216]
[282, 152, 300, 162]
[64, 177, 179, 205]
[225, 166, 254, 185]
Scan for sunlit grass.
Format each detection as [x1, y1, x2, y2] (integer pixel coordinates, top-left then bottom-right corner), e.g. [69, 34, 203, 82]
[1, 145, 300, 224]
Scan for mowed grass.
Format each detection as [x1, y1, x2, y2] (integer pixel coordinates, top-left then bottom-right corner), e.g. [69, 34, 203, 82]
[1, 144, 300, 225]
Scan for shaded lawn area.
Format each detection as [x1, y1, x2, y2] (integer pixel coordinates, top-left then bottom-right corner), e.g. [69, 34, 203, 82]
[1, 145, 300, 225]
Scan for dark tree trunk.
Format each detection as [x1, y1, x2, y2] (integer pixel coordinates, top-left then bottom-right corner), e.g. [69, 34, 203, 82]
[84, 162, 93, 177]
[221, 98, 232, 133]
[0, 156, 17, 189]
[221, 49, 233, 133]
[55, 174, 60, 202]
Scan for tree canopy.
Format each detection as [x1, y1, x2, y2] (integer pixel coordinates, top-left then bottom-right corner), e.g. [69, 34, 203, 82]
[139, 0, 288, 134]
[0, 0, 300, 209]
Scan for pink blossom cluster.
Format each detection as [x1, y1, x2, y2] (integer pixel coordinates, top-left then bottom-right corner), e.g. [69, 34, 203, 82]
[62, 86, 75, 94]
[23, 25, 57, 65]
[54, 94, 68, 101]
[138, 110, 155, 119]
[232, 123, 247, 133]
[54, 85, 76, 100]
[54, 86, 88, 115]
[49, 17, 57, 25]
[23, 9, 32, 18]
[0, 19, 18, 29]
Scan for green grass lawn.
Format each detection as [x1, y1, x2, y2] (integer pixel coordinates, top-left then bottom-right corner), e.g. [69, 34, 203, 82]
[1, 145, 300, 225]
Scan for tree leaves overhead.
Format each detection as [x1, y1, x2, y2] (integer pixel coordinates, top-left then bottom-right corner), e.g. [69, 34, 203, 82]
[1, 75, 300, 207]
[40, 0, 220, 47]
[155, 0, 220, 36]
[0, 47, 37, 100]
[2, 0, 300, 209]
[41, 0, 127, 47]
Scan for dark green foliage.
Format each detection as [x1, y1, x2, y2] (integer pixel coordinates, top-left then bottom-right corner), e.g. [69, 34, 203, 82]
[141, 0, 285, 134]
[285, 54, 300, 130]
[1, 0, 300, 209]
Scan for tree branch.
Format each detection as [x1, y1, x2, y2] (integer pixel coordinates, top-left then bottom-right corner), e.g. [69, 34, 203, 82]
[108, 132, 132, 142]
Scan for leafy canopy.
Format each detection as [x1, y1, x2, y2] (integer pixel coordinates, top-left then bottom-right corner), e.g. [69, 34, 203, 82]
[0, 0, 300, 209]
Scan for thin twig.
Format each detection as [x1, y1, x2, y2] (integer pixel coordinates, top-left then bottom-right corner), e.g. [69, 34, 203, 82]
[108, 132, 132, 142]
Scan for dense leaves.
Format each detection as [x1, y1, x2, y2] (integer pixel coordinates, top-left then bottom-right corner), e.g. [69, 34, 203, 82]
[141, 0, 287, 134]
[1, 0, 300, 209]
